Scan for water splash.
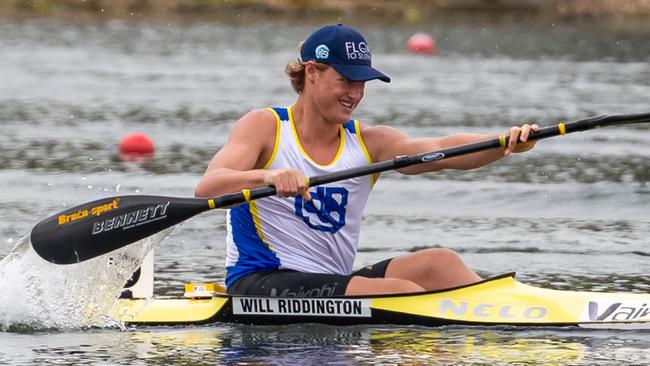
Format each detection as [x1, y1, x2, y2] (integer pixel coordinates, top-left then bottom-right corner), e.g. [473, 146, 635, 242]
[0, 229, 171, 331]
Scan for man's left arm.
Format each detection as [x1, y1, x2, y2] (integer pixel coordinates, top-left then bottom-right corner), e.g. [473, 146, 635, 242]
[359, 123, 538, 175]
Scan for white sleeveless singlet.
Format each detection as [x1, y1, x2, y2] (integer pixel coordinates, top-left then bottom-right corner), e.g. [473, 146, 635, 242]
[225, 106, 374, 286]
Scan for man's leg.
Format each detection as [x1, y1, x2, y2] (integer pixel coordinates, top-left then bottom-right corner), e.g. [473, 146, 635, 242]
[345, 276, 424, 295]
[386, 248, 480, 290]
[345, 248, 480, 295]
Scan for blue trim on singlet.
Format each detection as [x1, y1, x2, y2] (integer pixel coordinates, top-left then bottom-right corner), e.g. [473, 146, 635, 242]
[226, 204, 281, 287]
[272, 107, 289, 122]
[343, 120, 356, 134]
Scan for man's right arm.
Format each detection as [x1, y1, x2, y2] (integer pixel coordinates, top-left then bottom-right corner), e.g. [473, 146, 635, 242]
[194, 109, 311, 200]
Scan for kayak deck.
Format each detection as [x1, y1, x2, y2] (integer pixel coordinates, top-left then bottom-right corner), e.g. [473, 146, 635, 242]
[113, 273, 650, 328]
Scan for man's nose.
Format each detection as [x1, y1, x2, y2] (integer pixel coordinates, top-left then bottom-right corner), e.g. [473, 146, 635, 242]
[348, 82, 364, 98]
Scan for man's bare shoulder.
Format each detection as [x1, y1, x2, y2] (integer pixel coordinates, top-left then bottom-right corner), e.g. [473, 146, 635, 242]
[356, 121, 409, 161]
[224, 108, 279, 167]
[357, 121, 400, 136]
[233, 108, 277, 134]
[357, 122, 407, 145]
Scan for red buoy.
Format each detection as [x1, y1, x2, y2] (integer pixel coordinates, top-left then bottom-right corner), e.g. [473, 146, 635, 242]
[406, 33, 436, 55]
[119, 132, 155, 157]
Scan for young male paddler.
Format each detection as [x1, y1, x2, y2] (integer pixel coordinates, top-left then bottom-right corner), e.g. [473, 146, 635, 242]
[195, 24, 539, 297]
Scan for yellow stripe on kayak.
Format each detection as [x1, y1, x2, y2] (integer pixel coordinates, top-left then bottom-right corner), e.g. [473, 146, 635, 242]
[114, 298, 228, 324]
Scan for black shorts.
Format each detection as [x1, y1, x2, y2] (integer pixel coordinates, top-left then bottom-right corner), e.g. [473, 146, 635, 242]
[227, 258, 393, 297]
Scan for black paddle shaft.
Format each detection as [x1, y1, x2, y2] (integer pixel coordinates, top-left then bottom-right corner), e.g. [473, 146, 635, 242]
[30, 112, 650, 264]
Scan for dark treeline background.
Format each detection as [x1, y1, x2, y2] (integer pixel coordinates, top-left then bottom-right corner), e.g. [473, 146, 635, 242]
[2, 0, 650, 21]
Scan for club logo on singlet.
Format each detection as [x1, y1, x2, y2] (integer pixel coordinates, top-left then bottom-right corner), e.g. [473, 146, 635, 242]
[294, 186, 348, 233]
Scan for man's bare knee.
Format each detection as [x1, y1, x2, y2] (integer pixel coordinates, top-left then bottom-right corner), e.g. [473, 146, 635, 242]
[422, 248, 463, 265]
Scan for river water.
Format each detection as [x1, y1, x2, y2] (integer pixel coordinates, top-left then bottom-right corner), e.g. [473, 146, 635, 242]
[0, 15, 649, 365]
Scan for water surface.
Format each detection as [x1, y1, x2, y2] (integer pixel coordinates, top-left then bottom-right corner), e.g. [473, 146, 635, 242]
[0, 16, 649, 365]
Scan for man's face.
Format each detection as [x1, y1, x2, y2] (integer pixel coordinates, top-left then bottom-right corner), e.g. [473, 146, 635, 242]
[309, 65, 365, 124]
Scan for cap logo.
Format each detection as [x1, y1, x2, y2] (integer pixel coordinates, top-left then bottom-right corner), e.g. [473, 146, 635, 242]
[315, 44, 329, 59]
[344, 41, 371, 61]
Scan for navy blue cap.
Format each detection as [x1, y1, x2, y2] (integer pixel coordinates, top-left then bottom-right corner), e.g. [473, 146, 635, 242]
[300, 24, 390, 83]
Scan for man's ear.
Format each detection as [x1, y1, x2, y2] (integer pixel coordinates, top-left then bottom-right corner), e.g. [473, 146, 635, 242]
[305, 62, 318, 83]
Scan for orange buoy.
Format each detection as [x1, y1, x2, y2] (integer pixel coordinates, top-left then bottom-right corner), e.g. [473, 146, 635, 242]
[119, 132, 155, 157]
[406, 33, 436, 55]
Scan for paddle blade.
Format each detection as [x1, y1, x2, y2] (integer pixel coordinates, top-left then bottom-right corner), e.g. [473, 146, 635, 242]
[31, 195, 210, 264]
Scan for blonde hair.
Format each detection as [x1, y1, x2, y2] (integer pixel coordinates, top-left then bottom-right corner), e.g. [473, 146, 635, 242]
[285, 41, 328, 94]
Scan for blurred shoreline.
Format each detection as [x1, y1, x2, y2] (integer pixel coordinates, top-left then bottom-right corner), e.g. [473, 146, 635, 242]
[2, 0, 650, 22]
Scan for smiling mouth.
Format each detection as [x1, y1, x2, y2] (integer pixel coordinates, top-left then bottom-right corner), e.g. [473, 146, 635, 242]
[339, 100, 354, 109]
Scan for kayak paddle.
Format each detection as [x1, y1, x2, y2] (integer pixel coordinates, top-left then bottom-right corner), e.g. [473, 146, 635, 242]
[31, 112, 650, 264]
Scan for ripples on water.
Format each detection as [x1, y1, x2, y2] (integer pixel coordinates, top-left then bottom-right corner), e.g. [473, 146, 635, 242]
[0, 15, 649, 365]
[4, 325, 650, 365]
